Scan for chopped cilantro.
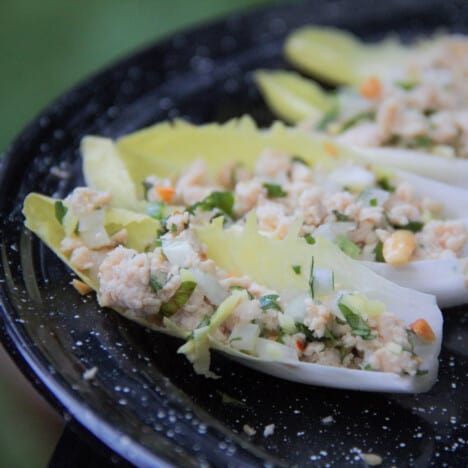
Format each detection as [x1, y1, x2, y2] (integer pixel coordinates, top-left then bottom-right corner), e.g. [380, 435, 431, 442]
[373, 241, 385, 263]
[188, 191, 234, 218]
[338, 302, 375, 340]
[170, 223, 178, 233]
[323, 328, 337, 342]
[316, 105, 339, 131]
[149, 275, 163, 293]
[155, 239, 162, 248]
[416, 369, 429, 376]
[333, 210, 350, 222]
[263, 183, 287, 198]
[406, 135, 433, 149]
[363, 363, 373, 371]
[291, 155, 309, 166]
[160, 281, 197, 316]
[292, 265, 301, 275]
[369, 198, 378, 207]
[304, 233, 316, 245]
[259, 294, 282, 311]
[197, 316, 211, 328]
[377, 177, 396, 192]
[295, 322, 315, 341]
[54, 200, 68, 225]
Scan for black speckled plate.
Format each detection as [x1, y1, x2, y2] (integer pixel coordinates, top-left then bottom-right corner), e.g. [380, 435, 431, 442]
[1, 1, 468, 466]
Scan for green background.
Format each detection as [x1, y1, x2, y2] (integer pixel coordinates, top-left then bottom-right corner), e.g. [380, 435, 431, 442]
[0, 1, 278, 466]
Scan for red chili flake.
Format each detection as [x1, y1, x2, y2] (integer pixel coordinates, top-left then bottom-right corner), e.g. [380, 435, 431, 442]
[296, 339, 306, 352]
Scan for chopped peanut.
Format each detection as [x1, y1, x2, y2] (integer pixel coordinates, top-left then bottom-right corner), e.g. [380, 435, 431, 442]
[359, 77, 382, 100]
[72, 279, 92, 295]
[410, 319, 436, 342]
[324, 141, 339, 157]
[382, 230, 416, 266]
[156, 186, 176, 203]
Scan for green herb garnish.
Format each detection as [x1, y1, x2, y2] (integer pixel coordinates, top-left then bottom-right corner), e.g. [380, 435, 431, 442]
[160, 281, 197, 316]
[292, 265, 301, 275]
[295, 322, 315, 341]
[291, 155, 309, 166]
[54, 200, 68, 225]
[369, 198, 378, 207]
[259, 294, 282, 311]
[333, 210, 350, 222]
[377, 177, 396, 192]
[373, 241, 385, 263]
[336, 236, 361, 259]
[149, 275, 163, 293]
[263, 183, 287, 198]
[338, 302, 375, 340]
[395, 80, 418, 91]
[316, 105, 339, 131]
[188, 191, 234, 218]
[391, 221, 424, 233]
[416, 369, 429, 376]
[230, 285, 254, 299]
[339, 111, 375, 133]
[142, 180, 153, 200]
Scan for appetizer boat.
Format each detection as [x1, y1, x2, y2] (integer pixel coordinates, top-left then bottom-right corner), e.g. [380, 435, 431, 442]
[256, 28, 468, 182]
[23, 188, 442, 392]
[82, 118, 468, 306]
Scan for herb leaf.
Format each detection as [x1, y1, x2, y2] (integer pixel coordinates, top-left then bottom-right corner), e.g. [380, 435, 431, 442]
[316, 106, 339, 131]
[333, 210, 350, 222]
[391, 221, 424, 233]
[292, 265, 301, 275]
[340, 111, 375, 133]
[295, 322, 315, 340]
[338, 302, 375, 340]
[259, 294, 282, 311]
[160, 281, 197, 316]
[291, 155, 309, 166]
[149, 275, 163, 293]
[54, 200, 68, 225]
[377, 177, 396, 192]
[263, 183, 287, 198]
[188, 191, 234, 218]
[373, 241, 385, 262]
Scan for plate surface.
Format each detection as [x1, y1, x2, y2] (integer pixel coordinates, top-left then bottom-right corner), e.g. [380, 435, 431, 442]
[1, 1, 468, 466]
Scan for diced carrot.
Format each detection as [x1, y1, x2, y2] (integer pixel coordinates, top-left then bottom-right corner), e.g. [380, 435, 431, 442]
[296, 339, 306, 352]
[410, 319, 436, 342]
[156, 186, 176, 203]
[359, 77, 382, 99]
[72, 279, 92, 295]
[324, 141, 338, 157]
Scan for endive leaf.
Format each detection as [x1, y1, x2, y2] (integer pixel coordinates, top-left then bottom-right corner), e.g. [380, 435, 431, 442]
[115, 116, 336, 184]
[23, 193, 160, 289]
[284, 26, 419, 85]
[196, 213, 442, 393]
[255, 69, 335, 124]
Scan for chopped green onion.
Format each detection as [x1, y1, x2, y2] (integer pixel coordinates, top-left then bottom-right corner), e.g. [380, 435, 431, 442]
[292, 265, 301, 275]
[54, 200, 68, 225]
[369, 198, 378, 207]
[395, 80, 418, 91]
[263, 183, 287, 198]
[308, 257, 314, 298]
[160, 281, 197, 316]
[188, 191, 234, 218]
[229, 285, 253, 299]
[170, 223, 178, 233]
[405, 135, 433, 149]
[336, 236, 361, 259]
[295, 322, 315, 340]
[304, 233, 316, 245]
[259, 294, 282, 311]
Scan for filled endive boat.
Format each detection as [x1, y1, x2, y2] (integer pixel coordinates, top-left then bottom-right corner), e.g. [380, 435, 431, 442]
[82, 118, 468, 306]
[23, 187, 442, 393]
[256, 28, 468, 182]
